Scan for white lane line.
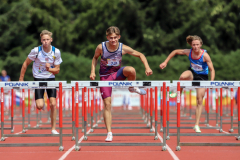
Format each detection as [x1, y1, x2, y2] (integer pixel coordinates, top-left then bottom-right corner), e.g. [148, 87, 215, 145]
[152, 127, 179, 160]
[59, 122, 99, 160]
[208, 125, 230, 134]
[4, 124, 42, 139]
[59, 122, 179, 160]
[0, 150, 177, 153]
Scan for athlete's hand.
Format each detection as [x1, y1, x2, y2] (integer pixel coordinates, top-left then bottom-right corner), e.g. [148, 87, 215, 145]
[90, 72, 96, 80]
[145, 68, 153, 76]
[159, 62, 167, 69]
[46, 63, 50, 71]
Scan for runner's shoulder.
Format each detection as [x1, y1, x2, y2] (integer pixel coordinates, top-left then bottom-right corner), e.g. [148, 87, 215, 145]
[95, 43, 103, 54]
[54, 47, 61, 55]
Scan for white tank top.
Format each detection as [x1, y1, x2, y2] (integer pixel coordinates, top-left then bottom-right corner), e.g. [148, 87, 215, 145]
[28, 46, 63, 78]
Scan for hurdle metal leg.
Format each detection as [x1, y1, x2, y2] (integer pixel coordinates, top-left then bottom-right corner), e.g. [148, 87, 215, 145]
[22, 116, 26, 133]
[28, 112, 31, 127]
[166, 121, 170, 140]
[236, 121, 240, 140]
[83, 120, 87, 141]
[229, 116, 234, 133]
[150, 116, 153, 132]
[154, 120, 158, 140]
[219, 115, 223, 132]
[160, 115, 163, 132]
[1, 122, 5, 141]
[81, 117, 84, 133]
[162, 127, 167, 151]
[58, 127, 64, 151]
[75, 127, 80, 151]
[71, 121, 75, 140]
[90, 116, 94, 132]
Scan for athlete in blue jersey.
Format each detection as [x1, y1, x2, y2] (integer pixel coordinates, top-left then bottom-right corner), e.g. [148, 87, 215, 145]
[159, 35, 215, 133]
[0, 70, 11, 82]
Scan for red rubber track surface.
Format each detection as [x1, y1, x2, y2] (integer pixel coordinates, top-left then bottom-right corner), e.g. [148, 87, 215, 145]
[0, 107, 240, 160]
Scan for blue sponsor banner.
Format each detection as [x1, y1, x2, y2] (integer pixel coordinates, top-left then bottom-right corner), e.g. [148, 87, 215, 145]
[210, 82, 234, 86]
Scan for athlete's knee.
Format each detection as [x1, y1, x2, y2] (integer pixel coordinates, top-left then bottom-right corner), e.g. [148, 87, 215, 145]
[104, 102, 111, 111]
[129, 67, 136, 74]
[36, 101, 44, 109]
[50, 102, 56, 110]
[124, 67, 136, 76]
[179, 76, 184, 80]
[196, 96, 203, 105]
[179, 75, 188, 80]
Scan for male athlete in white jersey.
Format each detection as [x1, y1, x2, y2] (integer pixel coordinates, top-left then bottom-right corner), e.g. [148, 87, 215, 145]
[90, 26, 153, 142]
[19, 30, 63, 134]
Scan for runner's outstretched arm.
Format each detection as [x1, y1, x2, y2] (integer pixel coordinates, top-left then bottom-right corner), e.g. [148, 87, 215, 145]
[159, 49, 189, 69]
[122, 45, 152, 76]
[90, 44, 102, 80]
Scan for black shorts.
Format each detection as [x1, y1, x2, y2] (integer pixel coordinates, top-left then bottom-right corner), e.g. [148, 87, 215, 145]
[188, 67, 208, 80]
[34, 78, 56, 100]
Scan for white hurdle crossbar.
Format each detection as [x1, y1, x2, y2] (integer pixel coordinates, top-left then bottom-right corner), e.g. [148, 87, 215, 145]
[0, 81, 67, 151]
[171, 81, 240, 151]
[71, 81, 170, 151]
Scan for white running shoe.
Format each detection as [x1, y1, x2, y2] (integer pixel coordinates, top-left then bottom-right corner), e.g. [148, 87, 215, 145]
[105, 133, 113, 142]
[169, 92, 177, 98]
[193, 125, 201, 133]
[51, 130, 59, 134]
[128, 87, 146, 95]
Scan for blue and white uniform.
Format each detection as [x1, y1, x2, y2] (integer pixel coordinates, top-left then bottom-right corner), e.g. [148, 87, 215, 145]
[28, 45, 63, 100]
[188, 49, 209, 80]
[28, 45, 62, 78]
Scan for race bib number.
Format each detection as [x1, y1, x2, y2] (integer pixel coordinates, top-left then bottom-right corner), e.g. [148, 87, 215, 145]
[191, 63, 203, 71]
[107, 59, 120, 66]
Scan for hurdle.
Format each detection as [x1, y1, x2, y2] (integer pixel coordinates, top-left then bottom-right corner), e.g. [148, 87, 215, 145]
[82, 82, 169, 133]
[167, 88, 219, 125]
[96, 88, 147, 125]
[91, 87, 151, 131]
[0, 88, 14, 132]
[24, 83, 76, 141]
[0, 81, 68, 151]
[167, 81, 230, 140]
[170, 81, 240, 151]
[73, 81, 170, 151]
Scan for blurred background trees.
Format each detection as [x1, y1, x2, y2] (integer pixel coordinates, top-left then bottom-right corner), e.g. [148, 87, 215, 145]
[1, 0, 240, 82]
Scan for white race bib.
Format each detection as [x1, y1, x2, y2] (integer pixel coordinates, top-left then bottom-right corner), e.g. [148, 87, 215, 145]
[107, 59, 120, 66]
[191, 63, 203, 71]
